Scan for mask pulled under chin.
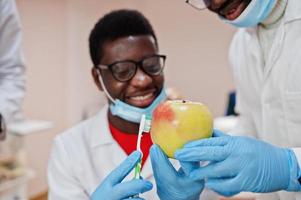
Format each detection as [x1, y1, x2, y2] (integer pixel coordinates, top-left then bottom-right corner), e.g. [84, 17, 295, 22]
[109, 88, 167, 123]
[221, 0, 277, 28]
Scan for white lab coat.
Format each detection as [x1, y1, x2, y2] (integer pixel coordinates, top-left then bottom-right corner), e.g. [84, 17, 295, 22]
[48, 105, 159, 199]
[0, 0, 25, 122]
[229, 0, 301, 199]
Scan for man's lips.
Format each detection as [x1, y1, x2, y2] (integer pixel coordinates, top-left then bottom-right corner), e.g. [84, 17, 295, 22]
[225, 2, 245, 20]
[126, 89, 157, 108]
[219, 0, 247, 21]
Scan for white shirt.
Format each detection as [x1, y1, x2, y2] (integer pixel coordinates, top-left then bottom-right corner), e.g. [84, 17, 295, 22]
[0, 0, 25, 122]
[229, 0, 301, 199]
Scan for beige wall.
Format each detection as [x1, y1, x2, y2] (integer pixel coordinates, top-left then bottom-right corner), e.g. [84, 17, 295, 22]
[17, 0, 236, 197]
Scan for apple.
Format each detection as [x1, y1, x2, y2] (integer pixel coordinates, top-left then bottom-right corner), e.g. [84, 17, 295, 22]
[150, 100, 213, 158]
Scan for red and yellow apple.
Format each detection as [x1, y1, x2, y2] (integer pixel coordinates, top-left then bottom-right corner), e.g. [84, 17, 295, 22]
[150, 100, 213, 158]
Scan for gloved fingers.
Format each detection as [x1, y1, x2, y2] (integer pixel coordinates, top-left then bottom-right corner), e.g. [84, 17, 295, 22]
[113, 179, 153, 199]
[206, 177, 239, 197]
[213, 129, 230, 137]
[179, 161, 200, 175]
[175, 146, 229, 162]
[105, 151, 141, 185]
[189, 161, 236, 181]
[150, 144, 177, 178]
[182, 136, 230, 149]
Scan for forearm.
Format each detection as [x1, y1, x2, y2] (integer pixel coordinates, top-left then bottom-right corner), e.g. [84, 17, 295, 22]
[0, 0, 26, 121]
[0, 75, 25, 121]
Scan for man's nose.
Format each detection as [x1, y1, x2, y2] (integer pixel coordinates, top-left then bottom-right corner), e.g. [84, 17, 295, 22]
[209, 0, 228, 10]
[130, 67, 152, 88]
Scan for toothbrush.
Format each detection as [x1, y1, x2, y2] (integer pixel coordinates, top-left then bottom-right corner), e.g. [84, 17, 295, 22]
[134, 114, 152, 179]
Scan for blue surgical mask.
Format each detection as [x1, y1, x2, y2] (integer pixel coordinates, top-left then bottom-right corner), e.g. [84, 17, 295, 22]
[110, 88, 167, 123]
[98, 72, 167, 123]
[221, 0, 277, 28]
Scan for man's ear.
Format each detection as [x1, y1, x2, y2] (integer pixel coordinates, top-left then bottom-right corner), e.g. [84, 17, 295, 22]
[92, 67, 103, 91]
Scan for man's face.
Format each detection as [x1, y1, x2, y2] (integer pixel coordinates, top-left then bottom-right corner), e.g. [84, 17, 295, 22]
[206, 0, 252, 20]
[93, 35, 164, 108]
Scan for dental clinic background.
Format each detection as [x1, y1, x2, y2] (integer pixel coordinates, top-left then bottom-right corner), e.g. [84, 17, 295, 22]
[17, 0, 235, 198]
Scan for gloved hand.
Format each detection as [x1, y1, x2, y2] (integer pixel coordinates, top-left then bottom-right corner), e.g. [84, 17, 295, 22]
[91, 151, 153, 200]
[175, 130, 301, 197]
[150, 144, 204, 200]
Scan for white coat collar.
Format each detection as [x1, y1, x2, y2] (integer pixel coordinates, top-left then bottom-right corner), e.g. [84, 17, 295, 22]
[284, 0, 301, 23]
[244, 0, 301, 34]
[241, 0, 301, 80]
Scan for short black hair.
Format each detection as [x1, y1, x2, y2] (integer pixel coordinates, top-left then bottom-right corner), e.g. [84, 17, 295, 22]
[89, 9, 158, 66]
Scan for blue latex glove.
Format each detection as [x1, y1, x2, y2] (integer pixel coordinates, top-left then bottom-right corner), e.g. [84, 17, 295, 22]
[91, 151, 153, 200]
[150, 144, 204, 200]
[175, 130, 301, 197]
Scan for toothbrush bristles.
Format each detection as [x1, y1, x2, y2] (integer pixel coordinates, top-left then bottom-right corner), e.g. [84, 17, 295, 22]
[143, 115, 152, 133]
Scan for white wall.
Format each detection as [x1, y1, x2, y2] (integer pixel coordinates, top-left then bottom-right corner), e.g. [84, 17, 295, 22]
[17, 0, 69, 197]
[17, 0, 236, 197]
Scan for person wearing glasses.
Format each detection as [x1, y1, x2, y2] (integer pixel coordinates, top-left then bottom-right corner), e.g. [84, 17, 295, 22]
[48, 9, 205, 200]
[0, 0, 25, 141]
[150, 0, 301, 199]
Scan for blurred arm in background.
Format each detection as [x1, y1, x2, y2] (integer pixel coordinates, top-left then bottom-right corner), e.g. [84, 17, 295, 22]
[0, 0, 26, 140]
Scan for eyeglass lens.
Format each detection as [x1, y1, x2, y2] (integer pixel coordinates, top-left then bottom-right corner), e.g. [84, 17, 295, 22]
[142, 56, 164, 75]
[111, 62, 136, 82]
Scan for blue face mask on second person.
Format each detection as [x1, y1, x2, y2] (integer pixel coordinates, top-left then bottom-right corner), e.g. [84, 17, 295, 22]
[221, 0, 277, 28]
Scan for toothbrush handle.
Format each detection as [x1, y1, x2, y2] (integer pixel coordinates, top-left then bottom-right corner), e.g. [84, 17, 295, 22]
[134, 159, 142, 179]
[132, 159, 142, 198]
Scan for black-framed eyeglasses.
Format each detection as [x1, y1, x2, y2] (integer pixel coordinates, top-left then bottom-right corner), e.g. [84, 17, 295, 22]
[97, 54, 166, 82]
[185, 0, 209, 10]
